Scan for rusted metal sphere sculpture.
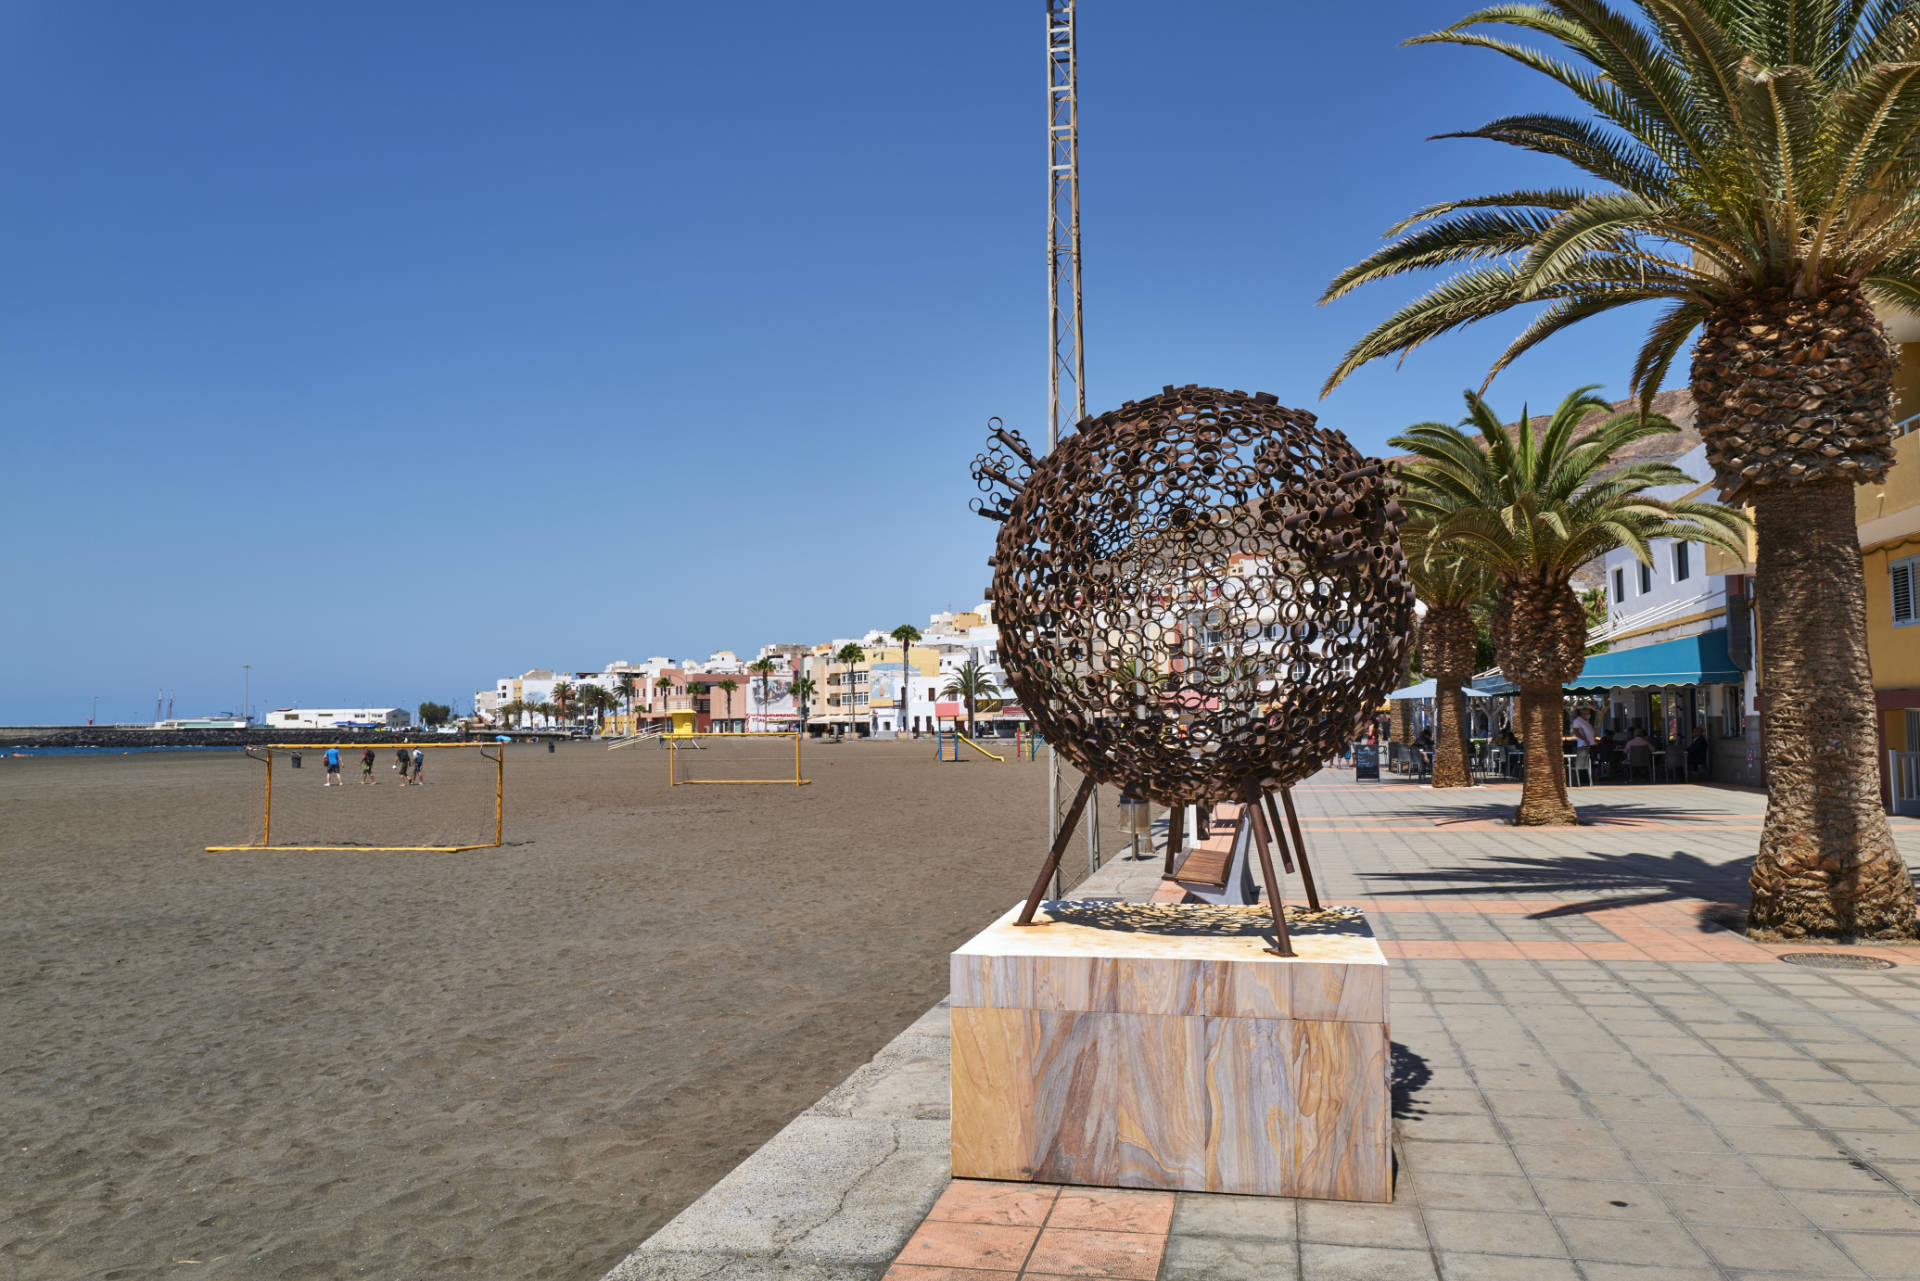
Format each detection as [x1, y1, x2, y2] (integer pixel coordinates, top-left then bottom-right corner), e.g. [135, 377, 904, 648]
[973, 385, 1414, 808]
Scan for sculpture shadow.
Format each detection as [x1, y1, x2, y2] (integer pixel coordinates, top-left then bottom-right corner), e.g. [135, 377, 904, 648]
[1359, 848, 1751, 926]
[1391, 1042, 1431, 1120]
[1044, 900, 1370, 940]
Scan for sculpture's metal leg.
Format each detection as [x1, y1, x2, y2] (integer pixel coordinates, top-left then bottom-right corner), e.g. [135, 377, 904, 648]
[1164, 804, 1184, 877]
[1243, 780, 1295, 957]
[1280, 787, 1322, 912]
[1262, 791, 1296, 874]
[1017, 775, 1097, 926]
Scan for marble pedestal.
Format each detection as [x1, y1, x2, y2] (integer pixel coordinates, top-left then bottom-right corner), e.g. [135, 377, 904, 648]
[950, 901, 1390, 1201]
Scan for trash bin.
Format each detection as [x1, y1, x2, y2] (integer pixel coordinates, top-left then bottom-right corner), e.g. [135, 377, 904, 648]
[547, 740, 555, 754]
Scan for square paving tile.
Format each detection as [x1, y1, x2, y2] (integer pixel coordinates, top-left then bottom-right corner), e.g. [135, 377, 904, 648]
[1298, 1243, 1440, 1281]
[1552, 1215, 1713, 1267]
[1513, 1142, 1641, 1182]
[1658, 1182, 1810, 1227]
[1531, 1177, 1669, 1221]
[1828, 1231, 1920, 1278]
[1401, 1173, 1544, 1214]
[1401, 1140, 1525, 1177]
[1296, 1201, 1428, 1249]
[1168, 1191, 1294, 1241]
[1421, 1209, 1566, 1257]
[1024, 1227, 1164, 1279]
[1157, 1233, 1297, 1281]
[1436, 1253, 1579, 1281]
[1781, 1188, 1920, 1231]
[927, 1180, 1060, 1228]
[1690, 1223, 1867, 1275]
[894, 1220, 1039, 1271]
[1631, 1149, 1769, 1186]
[1045, 1188, 1173, 1235]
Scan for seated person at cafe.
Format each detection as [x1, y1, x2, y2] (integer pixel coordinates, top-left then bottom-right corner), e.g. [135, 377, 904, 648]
[1414, 726, 1434, 751]
[1624, 725, 1654, 751]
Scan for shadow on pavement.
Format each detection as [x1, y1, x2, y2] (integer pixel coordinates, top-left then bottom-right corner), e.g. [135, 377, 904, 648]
[1391, 1042, 1431, 1120]
[1359, 848, 1752, 924]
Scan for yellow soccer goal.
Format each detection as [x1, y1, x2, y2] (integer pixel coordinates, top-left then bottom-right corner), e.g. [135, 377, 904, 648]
[205, 741, 507, 852]
[666, 731, 809, 786]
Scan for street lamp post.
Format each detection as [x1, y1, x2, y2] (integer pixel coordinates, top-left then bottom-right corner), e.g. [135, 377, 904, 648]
[243, 665, 251, 725]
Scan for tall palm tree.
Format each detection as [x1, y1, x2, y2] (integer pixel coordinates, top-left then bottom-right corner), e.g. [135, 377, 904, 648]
[615, 673, 638, 735]
[941, 659, 1002, 739]
[890, 624, 921, 736]
[717, 679, 739, 733]
[1404, 526, 1496, 789]
[834, 643, 866, 738]
[652, 675, 673, 728]
[1323, 0, 1920, 934]
[748, 657, 776, 731]
[790, 675, 817, 732]
[1392, 388, 1748, 825]
[552, 680, 576, 729]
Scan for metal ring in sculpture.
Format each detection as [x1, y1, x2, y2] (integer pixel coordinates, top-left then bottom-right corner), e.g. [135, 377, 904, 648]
[973, 385, 1414, 806]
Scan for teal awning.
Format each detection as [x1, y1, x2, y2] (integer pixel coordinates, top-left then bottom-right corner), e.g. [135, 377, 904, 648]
[1477, 629, 1742, 695]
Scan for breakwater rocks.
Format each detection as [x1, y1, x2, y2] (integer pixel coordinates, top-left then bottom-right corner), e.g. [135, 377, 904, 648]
[0, 726, 500, 750]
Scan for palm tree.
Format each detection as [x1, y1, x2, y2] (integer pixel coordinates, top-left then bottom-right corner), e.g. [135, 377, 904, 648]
[941, 659, 1002, 738]
[716, 679, 739, 733]
[1392, 388, 1748, 825]
[535, 701, 557, 728]
[652, 675, 673, 728]
[748, 658, 776, 731]
[615, 673, 638, 735]
[498, 698, 523, 728]
[1403, 526, 1495, 789]
[790, 675, 817, 732]
[552, 680, 576, 729]
[834, 643, 866, 738]
[890, 624, 922, 736]
[1322, 1, 1920, 933]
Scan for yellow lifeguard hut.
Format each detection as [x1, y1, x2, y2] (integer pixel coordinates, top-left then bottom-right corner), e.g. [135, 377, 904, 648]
[668, 708, 699, 740]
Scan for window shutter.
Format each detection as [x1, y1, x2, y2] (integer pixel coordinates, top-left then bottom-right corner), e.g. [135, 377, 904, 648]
[1895, 560, 1916, 625]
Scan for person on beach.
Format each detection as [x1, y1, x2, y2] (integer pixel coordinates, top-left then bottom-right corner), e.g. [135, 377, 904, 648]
[323, 746, 342, 786]
[411, 747, 425, 785]
[395, 747, 410, 783]
[360, 747, 377, 785]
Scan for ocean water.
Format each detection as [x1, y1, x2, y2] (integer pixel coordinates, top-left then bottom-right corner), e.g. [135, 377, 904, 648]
[2, 745, 247, 758]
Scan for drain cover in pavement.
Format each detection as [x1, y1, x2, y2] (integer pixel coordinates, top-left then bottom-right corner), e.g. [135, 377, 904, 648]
[1778, 952, 1895, 970]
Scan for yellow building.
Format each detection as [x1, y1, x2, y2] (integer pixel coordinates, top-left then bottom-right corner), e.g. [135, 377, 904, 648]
[1858, 429, 1920, 811]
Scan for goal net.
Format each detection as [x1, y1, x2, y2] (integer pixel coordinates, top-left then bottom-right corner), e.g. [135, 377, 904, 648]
[205, 741, 506, 852]
[667, 732, 809, 786]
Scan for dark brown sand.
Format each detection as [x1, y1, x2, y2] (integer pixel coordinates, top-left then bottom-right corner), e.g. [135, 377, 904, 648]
[0, 741, 1129, 1280]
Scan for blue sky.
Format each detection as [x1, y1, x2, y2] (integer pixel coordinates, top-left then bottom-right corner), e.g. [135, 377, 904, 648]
[2, 2, 1673, 724]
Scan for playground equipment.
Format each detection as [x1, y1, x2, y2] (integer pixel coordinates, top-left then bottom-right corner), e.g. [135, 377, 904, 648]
[205, 741, 506, 853]
[606, 726, 665, 750]
[667, 731, 809, 786]
[1012, 728, 1042, 761]
[934, 727, 1004, 762]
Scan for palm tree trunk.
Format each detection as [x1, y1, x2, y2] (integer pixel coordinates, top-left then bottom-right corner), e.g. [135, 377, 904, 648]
[1516, 684, 1576, 825]
[1431, 679, 1473, 788]
[1748, 479, 1915, 939]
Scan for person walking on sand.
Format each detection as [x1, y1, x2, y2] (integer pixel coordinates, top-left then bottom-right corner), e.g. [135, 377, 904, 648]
[360, 746, 377, 785]
[323, 745, 342, 787]
[395, 746, 410, 783]
[411, 747, 425, 785]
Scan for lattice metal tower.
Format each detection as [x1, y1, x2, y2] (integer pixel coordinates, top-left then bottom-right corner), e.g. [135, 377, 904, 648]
[1046, 0, 1085, 452]
[1044, 0, 1098, 885]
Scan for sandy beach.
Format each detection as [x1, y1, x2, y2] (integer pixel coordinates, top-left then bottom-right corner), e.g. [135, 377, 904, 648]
[0, 740, 1126, 1280]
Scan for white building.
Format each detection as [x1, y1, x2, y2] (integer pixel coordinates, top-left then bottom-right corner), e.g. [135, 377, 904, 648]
[264, 708, 410, 731]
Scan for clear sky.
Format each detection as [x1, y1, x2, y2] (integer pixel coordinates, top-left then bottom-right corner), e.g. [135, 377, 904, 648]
[2, 1, 1675, 724]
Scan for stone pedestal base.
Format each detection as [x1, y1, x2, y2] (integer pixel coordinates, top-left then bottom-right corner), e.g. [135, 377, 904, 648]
[950, 901, 1390, 1201]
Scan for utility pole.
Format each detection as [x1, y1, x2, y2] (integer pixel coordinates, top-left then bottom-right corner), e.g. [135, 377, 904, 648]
[1045, 0, 1090, 897]
[243, 664, 251, 725]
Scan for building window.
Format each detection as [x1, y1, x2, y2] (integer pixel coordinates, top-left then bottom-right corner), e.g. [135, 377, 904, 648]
[1721, 684, 1745, 738]
[1638, 562, 1652, 594]
[1673, 542, 1691, 582]
[1894, 555, 1918, 627]
[1613, 567, 1625, 604]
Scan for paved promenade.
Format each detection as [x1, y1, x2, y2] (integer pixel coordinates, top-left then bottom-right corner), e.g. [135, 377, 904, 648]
[605, 774, 1920, 1281]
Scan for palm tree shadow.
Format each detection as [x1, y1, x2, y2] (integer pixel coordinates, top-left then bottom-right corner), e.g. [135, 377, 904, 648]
[1393, 800, 1735, 827]
[1391, 1042, 1431, 1120]
[1360, 848, 1751, 929]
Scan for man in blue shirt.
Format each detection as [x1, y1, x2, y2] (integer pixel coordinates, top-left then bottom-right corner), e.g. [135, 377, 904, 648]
[323, 745, 342, 786]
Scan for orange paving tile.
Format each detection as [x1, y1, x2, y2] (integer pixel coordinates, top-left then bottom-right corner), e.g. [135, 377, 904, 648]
[893, 1220, 1038, 1272]
[884, 1267, 1020, 1281]
[1023, 1227, 1165, 1279]
[1044, 1189, 1174, 1235]
[928, 1181, 1059, 1228]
